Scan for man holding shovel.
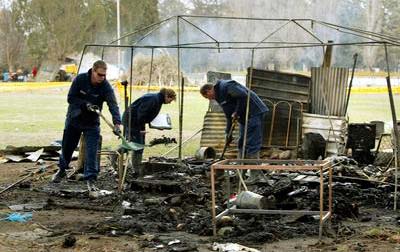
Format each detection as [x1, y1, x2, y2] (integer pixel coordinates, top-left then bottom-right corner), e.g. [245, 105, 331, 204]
[52, 60, 121, 198]
[200, 80, 268, 183]
[121, 88, 176, 178]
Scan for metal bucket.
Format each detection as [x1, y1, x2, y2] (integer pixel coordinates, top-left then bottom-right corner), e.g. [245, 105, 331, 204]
[235, 191, 268, 209]
[195, 146, 216, 160]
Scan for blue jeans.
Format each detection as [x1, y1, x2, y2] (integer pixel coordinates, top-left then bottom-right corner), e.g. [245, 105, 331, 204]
[58, 123, 100, 181]
[238, 113, 265, 157]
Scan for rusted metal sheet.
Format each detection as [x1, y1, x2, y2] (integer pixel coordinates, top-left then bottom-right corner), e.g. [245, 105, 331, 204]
[302, 112, 348, 156]
[311, 67, 349, 116]
[248, 68, 311, 106]
[200, 69, 312, 154]
[248, 68, 311, 148]
[263, 99, 303, 147]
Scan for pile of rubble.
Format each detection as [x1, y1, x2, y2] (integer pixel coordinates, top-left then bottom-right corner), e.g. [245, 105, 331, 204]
[32, 156, 398, 243]
[1, 144, 399, 251]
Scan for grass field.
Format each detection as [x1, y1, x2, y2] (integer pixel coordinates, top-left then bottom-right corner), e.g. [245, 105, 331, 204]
[0, 86, 209, 158]
[0, 86, 399, 158]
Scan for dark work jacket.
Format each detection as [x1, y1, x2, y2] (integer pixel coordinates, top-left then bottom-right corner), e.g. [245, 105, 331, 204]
[122, 92, 164, 131]
[214, 79, 268, 133]
[66, 69, 121, 128]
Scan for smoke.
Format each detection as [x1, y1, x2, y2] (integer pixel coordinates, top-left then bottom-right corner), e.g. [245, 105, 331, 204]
[80, 0, 391, 84]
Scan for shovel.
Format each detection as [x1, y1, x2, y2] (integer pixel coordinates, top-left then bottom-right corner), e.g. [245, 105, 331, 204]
[218, 118, 248, 191]
[89, 106, 144, 151]
[220, 118, 237, 160]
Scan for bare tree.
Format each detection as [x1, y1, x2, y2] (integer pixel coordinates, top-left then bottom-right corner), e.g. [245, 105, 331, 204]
[362, 0, 384, 70]
[0, 8, 25, 72]
[132, 53, 178, 86]
[12, 0, 117, 67]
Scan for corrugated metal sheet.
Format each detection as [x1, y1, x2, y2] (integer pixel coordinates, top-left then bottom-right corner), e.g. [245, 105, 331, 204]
[200, 111, 239, 158]
[302, 112, 348, 156]
[311, 67, 349, 116]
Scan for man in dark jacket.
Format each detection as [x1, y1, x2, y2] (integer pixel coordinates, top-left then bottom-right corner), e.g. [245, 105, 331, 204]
[52, 60, 122, 198]
[200, 80, 268, 181]
[122, 88, 176, 177]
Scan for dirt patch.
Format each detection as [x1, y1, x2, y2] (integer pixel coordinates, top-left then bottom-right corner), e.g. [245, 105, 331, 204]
[0, 159, 399, 251]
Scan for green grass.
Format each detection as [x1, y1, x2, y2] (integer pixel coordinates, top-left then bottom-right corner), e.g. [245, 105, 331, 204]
[347, 93, 400, 127]
[0, 87, 399, 158]
[0, 87, 209, 158]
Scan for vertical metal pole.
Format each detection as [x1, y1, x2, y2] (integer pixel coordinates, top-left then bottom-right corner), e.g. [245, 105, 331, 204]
[123, 83, 128, 112]
[241, 49, 255, 159]
[76, 45, 88, 169]
[211, 165, 217, 236]
[268, 104, 277, 146]
[319, 166, 324, 240]
[147, 48, 154, 92]
[384, 44, 399, 210]
[127, 47, 134, 141]
[177, 16, 182, 160]
[286, 103, 292, 148]
[117, 0, 121, 73]
[296, 117, 300, 157]
[179, 76, 184, 158]
[344, 53, 358, 115]
[329, 165, 333, 220]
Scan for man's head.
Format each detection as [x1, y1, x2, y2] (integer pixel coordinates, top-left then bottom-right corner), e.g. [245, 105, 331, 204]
[200, 83, 215, 100]
[91, 60, 107, 85]
[160, 88, 176, 104]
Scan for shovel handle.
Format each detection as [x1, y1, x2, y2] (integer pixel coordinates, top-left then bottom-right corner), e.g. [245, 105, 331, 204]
[94, 109, 132, 145]
[94, 109, 115, 130]
[220, 118, 237, 160]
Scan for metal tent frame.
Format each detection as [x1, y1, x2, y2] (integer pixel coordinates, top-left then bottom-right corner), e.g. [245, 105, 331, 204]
[77, 15, 400, 209]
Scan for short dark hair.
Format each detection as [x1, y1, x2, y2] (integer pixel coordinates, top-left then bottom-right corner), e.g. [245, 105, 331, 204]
[93, 60, 107, 70]
[160, 88, 176, 100]
[200, 83, 213, 95]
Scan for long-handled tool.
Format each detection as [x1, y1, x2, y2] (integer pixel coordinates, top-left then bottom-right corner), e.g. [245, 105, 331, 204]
[220, 118, 237, 160]
[89, 106, 144, 151]
[215, 118, 248, 191]
[89, 106, 144, 191]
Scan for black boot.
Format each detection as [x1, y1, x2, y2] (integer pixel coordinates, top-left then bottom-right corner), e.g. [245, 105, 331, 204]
[132, 152, 143, 178]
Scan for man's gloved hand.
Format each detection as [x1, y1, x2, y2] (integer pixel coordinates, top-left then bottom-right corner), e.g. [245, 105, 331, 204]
[232, 112, 238, 121]
[113, 124, 121, 136]
[225, 133, 233, 145]
[86, 103, 99, 112]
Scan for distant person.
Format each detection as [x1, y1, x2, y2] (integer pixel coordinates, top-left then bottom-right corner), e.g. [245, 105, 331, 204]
[23, 68, 29, 81]
[3, 71, 9, 82]
[200, 80, 269, 183]
[52, 60, 122, 198]
[32, 66, 38, 79]
[120, 88, 176, 177]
